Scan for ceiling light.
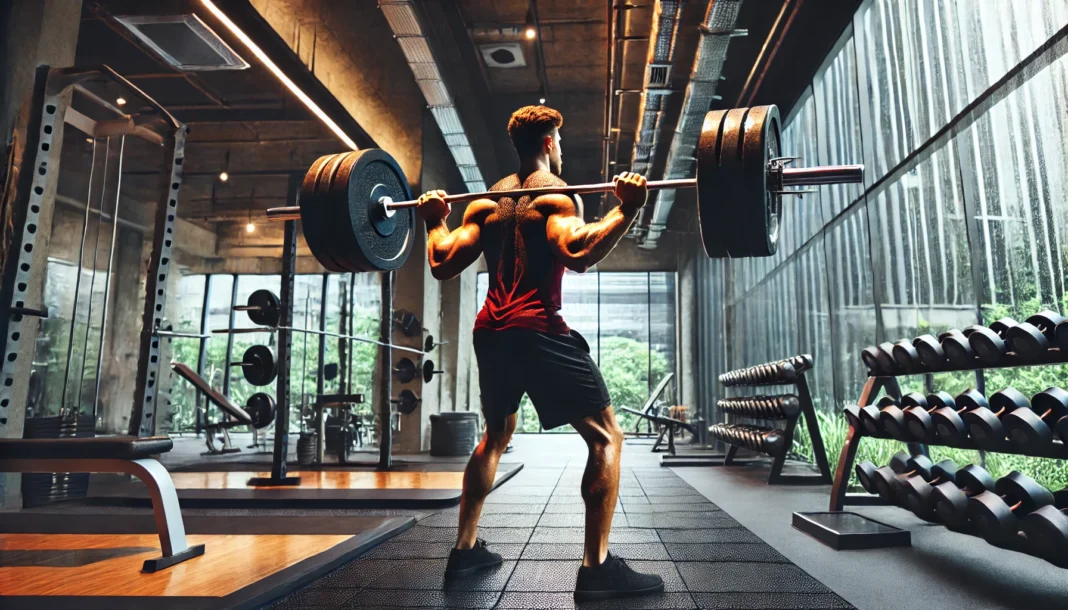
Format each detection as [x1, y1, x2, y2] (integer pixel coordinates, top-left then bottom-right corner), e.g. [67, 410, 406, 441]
[116, 97, 127, 106]
[219, 171, 229, 182]
[539, 98, 546, 104]
[199, 0, 358, 150]
[246, 221, 255, 233]
[525, 27, 536, 39]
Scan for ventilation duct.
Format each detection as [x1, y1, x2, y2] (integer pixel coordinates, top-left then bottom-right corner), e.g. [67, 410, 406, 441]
[637, 0, 744, 250]
[380, 1, 486, 192]
[628, 1, 686, 179]
[115, 14, 249, 70]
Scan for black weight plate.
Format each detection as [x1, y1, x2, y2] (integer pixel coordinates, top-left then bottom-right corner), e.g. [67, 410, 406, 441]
[395, 357, 417, 383]
[299, 153, 349, 272]
[241, 344, 277, 386]
[246, 289, 280, 327]
[333, 148, 414, 272]
[322, 151, 365, 273]
[245, 392, 276, 429]
[696, 109, 731, 258]
[396, 389, 420, 415]
[737, 104, 782, 257]
[713, 108, 750, 257]
[422, 359, 436, 383]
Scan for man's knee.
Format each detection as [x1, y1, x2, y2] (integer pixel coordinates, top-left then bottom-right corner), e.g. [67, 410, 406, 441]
[585, 421, 623, 454]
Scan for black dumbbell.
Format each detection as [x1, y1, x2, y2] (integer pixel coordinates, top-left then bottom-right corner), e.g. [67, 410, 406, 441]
[942, 329, 977, 366]
[1007, 310, 1065, 361]
[913, 334, 947, 369]
[843, 404, 863, 431]
[788, 354, 814, 371]
[931, 388, 987, 444]
[880, 392, 927, 441]
[899, 460, 959, 521]
[891, 340, 921, 369]
[929, 464, 996, 530]
[968, 317, 1019, 364]
[856, 452, 910, 494]
[1021, 489, 1068, 566]
[871, 454, 933, 503]
[967, 471, 1055, 548]
[779, 395, 800, 418]
[963, 387, 1030, 450]
[1004, 387, 1068, 448]
[859, 395, 900, 436]
[861, 342, 897, 375]
[902, 391, 955, 442]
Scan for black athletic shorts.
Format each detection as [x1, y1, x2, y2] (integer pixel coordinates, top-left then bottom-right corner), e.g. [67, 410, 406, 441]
[473, 328, 612, 430]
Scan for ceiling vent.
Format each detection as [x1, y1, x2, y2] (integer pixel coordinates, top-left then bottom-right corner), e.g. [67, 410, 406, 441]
[115, 14, 249, 71]
[479, 43, 528, 68]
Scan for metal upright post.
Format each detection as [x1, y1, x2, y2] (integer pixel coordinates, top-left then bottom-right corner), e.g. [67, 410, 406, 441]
[248, 178, 301, 486]
[315, 274, 328, 463]
[194, 275, 212, 435]
[379, 271, 394, 470]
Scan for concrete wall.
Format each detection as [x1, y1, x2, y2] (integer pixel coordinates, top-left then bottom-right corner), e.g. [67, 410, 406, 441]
[0, 0, 82, 510]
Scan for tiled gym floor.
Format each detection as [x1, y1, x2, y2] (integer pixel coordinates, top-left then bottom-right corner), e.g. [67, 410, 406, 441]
[265, 436, 851, 609]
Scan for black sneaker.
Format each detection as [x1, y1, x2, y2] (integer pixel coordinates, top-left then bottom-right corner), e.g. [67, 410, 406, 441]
[574, 552, 665, 601]
[445, 539, 503, 579]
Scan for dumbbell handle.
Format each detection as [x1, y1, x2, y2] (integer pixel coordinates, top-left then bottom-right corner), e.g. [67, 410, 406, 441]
[233, 305, 264, 311]
[228, 362, 254, 367]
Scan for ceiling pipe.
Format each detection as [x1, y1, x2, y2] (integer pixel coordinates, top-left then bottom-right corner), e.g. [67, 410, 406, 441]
[638, 0, 745, 250]
[602, 0, 617, 207]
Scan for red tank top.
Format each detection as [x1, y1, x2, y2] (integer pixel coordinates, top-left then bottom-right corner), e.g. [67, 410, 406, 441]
[474, 170, 570, 335]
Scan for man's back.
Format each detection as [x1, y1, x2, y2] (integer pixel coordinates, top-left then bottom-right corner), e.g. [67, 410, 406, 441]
[474, 169, 569, 335]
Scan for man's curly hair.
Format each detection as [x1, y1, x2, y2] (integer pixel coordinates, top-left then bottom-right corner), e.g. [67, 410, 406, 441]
[507, 105, 563, 157]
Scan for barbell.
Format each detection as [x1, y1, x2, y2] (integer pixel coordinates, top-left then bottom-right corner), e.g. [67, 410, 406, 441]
[265, 104, 863, 271]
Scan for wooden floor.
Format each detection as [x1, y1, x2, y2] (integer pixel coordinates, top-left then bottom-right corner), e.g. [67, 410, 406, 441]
[0, 533, 349, 597]
[170, 470, 495, 490]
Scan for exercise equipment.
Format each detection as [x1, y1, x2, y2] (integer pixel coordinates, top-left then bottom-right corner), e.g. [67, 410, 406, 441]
[1007, 310, 1065, 360]
[855, 451, 910, 493]
[899, 460, 959, 521]
[891, 340, 921, 369]
[913, 334, 946, 368]
[930, 388, 987, 444]
[171, 363, 277, 454]
[1004, 387, 1068, 447]
[234, 289, 281, 326]
[967, 471, 1054, 547]
[861, 342, 896, 375]
[879, 392, 927, 440]
[901, 391, 954, 442]
[929, 464, 996, 529]
[391, 389, 421, 415]
[870, 454, 933, 503]
[941, 329, 976, 366]
[230, 344, 277, 386]
[429, 411, 480, 456]
[967, 318, 1019, 364]
[1021, 489, 1068, 566]
[393, 357, 443, 384]
[266, 105, 862, 269]
[858, 395, 899, 436]
[962, 387, 1030, 449]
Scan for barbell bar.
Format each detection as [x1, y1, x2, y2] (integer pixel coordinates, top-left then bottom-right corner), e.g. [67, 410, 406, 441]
[266, 166, 860, 223]
[212, 325, 426, 356]
[263, 104, 864, 271]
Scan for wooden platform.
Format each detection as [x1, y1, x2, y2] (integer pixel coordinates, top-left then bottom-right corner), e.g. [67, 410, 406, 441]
[0, 516, 413, 609]
[88, 462, 524, 508]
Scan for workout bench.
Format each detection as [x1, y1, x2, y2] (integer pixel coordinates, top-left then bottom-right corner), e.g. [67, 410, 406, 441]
[0, 436, 205, 572]
[621, 406, 698, 456]
[173, 362, 273, 455]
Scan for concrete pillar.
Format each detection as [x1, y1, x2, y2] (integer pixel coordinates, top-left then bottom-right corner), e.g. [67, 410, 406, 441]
[438, 265, 477, 412]
[0, 0, 82, 510]
[677, 237, 699, 414]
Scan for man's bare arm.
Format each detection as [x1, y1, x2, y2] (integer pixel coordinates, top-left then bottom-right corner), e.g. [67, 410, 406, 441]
[543, 172, 648, 273]
[425, 198, 494, 281]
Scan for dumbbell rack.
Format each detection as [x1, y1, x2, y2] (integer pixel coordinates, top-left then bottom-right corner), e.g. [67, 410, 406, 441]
[675, 355, 832, 485]
[830, 354, 1068, 512]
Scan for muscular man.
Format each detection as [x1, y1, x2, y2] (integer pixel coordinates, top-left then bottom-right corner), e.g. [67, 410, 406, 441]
[416, 105, 662, 601]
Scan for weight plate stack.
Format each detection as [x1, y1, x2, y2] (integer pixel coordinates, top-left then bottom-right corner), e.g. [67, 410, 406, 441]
[430, 411, 480, 456]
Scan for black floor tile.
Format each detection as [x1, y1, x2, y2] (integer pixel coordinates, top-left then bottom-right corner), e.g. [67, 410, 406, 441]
[623, 503, 720, 514]
[646, 495, 713, 505]
[360, 558, 516, 591]
[485, 494, 550, 504]
[656, 528, 765, 543]
[504, 559, 580, 591]
[520, 542, 670, 561]
[622, 560, 687, 592]
[677, 563, 833, 594]
[664, 542, 788, 563]
[344, 589, 501, 608]
[530, 526, 660, 544]
[496, 591, 699, 609]
[394, 525, 532, 544]
[420, 512, 541, 528]
[494, 592, 576, 608]
[691, 592, 854, 609]
[537, 513, 628, 528]
[363, 541, 526, 560]
[480, 503, 546, 515]
[268, 587, 359, 607]
[627, 513, 739, 529]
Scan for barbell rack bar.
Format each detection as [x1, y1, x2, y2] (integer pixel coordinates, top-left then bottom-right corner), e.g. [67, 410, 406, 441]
[154, 330, 212, 339]
[264, 165, 864, 222]
[212, 326, 425, 355]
